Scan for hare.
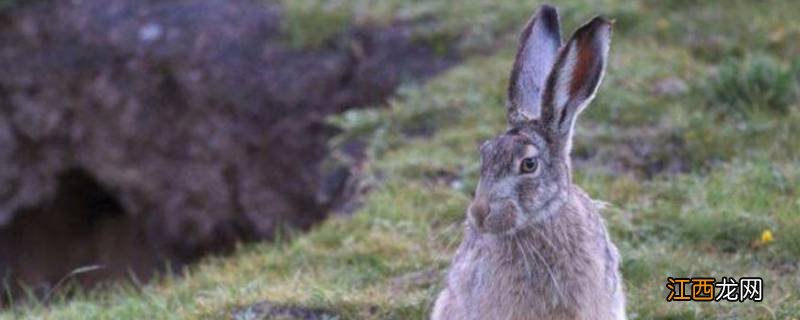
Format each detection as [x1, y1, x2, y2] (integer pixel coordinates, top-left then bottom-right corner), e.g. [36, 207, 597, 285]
[431, 5, 625, 320]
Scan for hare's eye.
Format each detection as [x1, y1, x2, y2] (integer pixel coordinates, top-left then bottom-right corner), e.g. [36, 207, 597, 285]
[520, 157, 538, 174]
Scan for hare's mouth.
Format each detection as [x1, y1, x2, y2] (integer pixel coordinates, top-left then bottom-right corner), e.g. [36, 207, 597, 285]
[473, 197, 565, 236]
[471, 199, 520, 235]
[483, 209, 517, 234]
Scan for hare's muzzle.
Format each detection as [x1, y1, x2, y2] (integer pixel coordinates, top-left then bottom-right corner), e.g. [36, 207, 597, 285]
[469, 197, 517, 234]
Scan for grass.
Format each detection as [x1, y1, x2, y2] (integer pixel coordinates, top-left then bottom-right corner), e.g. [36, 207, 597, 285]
[4, 0, 800, 319]
[707, 54, 799, 117]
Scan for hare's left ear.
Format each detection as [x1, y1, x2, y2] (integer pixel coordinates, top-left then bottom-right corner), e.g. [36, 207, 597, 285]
[540, 17, 612, 155]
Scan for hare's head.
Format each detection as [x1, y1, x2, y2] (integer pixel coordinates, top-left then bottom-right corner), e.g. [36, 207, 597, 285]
[469, 5, 612, 235]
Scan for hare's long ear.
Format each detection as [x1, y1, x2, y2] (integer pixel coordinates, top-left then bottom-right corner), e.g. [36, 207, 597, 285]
[540, 17, 612, 155]
[507, 5, 561, 124]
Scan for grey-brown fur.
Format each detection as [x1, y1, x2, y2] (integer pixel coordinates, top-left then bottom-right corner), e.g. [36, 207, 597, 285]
[432, 5, 625, 320]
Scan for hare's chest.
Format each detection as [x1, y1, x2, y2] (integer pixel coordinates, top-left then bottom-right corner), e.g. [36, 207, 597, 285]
[456, 252, 578, 319]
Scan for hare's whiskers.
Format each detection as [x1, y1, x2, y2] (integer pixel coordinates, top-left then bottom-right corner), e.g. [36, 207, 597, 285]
[522, 238, 565, 304]
[513, 234, 534, 282]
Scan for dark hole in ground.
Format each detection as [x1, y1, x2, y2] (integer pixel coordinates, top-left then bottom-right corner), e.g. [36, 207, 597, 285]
[0, 168, 161, 301]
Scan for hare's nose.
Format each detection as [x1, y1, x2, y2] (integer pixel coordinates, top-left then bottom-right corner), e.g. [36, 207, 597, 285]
[470, 198, 517, 234]
[469, 198, 490, 229]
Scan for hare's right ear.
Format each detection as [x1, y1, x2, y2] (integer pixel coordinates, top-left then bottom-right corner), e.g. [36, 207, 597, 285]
[540, 16, 612, 156]
[507, 5, 561, 124]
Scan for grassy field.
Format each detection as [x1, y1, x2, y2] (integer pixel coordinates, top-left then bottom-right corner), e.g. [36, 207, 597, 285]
[4, 0, 800, 319]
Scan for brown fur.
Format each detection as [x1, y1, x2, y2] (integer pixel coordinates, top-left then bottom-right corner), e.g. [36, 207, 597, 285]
[432, 5, 624, 320]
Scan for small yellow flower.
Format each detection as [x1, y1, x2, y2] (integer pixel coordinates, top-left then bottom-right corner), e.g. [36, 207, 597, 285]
[655, 18, 670, 30]
[768, 27, 785, 43]
[760, 229, 774, 244]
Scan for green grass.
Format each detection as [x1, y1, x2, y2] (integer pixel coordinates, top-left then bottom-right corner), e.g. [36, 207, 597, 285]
[707, 54, 799, 117]
[4, 0, 800, 319]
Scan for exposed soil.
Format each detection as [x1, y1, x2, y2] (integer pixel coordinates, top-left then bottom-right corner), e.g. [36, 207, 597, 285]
[573, 124, 691, 179]
[0, 0, 459, 302]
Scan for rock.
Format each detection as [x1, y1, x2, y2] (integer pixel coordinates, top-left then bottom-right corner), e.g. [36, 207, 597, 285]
[652, 76, 689, 97]
[232, 301, 340, 320]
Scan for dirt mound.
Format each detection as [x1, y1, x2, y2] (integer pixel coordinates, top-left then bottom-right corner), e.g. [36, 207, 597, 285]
[0, 0, 458, 299]
[573, 125, 691, 178]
